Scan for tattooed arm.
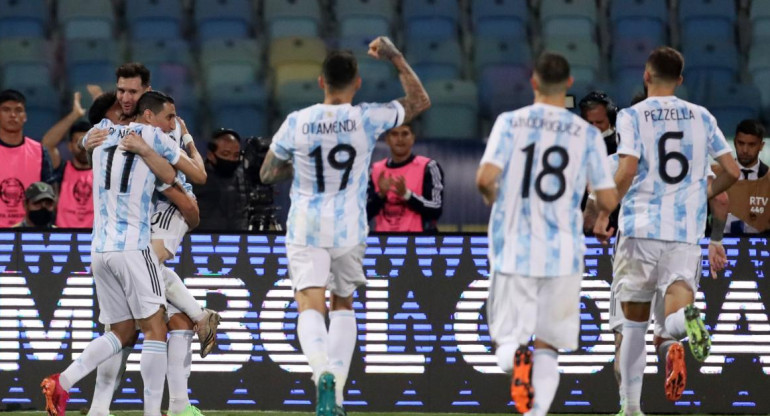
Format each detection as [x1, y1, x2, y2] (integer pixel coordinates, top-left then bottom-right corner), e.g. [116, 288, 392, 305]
[259, 150, 294, 185]
[368, 36, 431, 123]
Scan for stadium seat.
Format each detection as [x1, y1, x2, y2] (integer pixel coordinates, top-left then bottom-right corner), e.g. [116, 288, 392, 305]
[750, 0, 770, 44]
[678, 0, 736, 43]
[263, 0, 321, 39]
[748, 43, 770, 119]
[0, 38, 53, 88]
[210, 83, 269, 137]
[64, 39, 122, 88]
[540, 0, 597, 40]
[683, 40, 739, 102]
[16, 85, 60, 140]
[402, 0, 459, 39]
[194, 0, 254, 41]
[544, 37, 600, 84]
[706, 84, 762, 134]
[478, 66, 532, 117]
[473, 36, 532, 77]
[609, 0, 667, 44]
[422, 80, 479, 140]
[126, 0, 183, 40]
[275, 80, 323, 118]
[405, 38, 463, 83]
[268, 37, 326, 87]
[611, 38, 656, 82]
[471, 0, 528, 39]
[200, 38, 263, 87]
[58, 0, 115, 40]
[0, 0, 47, 39]
[336, 0, 394, 39]
[355, 78, 401, 104]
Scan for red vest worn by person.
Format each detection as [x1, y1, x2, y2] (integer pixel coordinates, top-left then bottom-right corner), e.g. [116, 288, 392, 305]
[372, 155, 430, 232]
[56, 161, 94, 228]
[0, 137, 42, 227]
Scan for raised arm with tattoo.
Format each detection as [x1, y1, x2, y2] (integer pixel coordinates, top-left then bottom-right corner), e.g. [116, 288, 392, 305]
[259, 151, 293, 185]
[367, 36, 431, 123]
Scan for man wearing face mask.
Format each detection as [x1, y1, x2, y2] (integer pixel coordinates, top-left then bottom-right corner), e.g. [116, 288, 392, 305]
[193, 129, 248, 230]
[13, 182, 56, 228]
[579, 91, 618, 155]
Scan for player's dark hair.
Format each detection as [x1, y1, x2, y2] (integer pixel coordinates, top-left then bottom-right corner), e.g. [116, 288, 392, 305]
[322, 50, 358, 90]
[88, 90, 117, 125]
[116, 62, 151, 86]
[135, 90, 174, 116]
[735, 119, 766, 140]
[646, 47, 684, 82]
[533, 52, 570, 94]
[0, 89, 26, 106]
[69, 120, 92, 139]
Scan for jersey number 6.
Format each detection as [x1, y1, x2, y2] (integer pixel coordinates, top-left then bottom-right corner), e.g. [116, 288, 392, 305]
[309, 144, 357, 192]
[658, 131, 688, 184]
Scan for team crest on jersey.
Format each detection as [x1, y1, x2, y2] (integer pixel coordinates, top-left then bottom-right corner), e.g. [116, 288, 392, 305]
[0, 178, 25, 207]
[73, 178, 92, 206]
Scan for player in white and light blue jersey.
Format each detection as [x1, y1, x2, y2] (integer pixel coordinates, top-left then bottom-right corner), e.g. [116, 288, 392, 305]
[260, 38, 430, 416]
[476, 52, 618, 416]
[592, 47, 741, 415]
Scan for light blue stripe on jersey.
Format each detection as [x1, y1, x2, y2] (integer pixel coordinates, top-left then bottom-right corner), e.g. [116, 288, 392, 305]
[489, 117, 512, 272]
[286, 115, 299, 244]
[333, 107, 353, 247]
[305, 109, 326, 247]
[544, 109, 571, 277]
[674, 102, 693, 242]
[515, 106, 546, 275]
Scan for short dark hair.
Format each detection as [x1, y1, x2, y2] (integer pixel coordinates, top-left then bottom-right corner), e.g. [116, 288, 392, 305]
[322, 50, 358, 90]
[533, 52, 570, 93]
[0, 89, 26, 106]
[135, 90, 174, 116]
[208, 129, 241, 153]
[646, 47, 684, 82]
[69, 120, 92, 139]
[116, 62, 151, 86]
[88, 91, 117, 125]
[736, 119, 766, 140]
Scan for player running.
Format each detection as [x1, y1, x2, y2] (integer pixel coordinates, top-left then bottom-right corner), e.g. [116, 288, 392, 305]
[593, 46, 740, 416]
[476, 52, 618, 416]
[258, 37, 430, 416]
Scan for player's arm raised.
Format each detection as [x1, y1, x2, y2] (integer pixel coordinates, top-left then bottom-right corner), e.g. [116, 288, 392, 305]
[119, 131, 177, 185]
[161, 184, 200, 230]
[368, 36, 431, 123]
[177, 116, 207, 185]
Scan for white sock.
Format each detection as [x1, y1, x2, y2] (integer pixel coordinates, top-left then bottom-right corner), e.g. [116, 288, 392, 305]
[621, 321, 648, 413]
[328, 310, 356, 405]
[61, 332, 122, 391]
[495, 343, 517, 373]
[665, 307, 687, 340]
[164, 266, 205, 322]
[297, 309, 329, 383]
[527, 349, 559, 416]
[167, 330, 193, 415]
[141, 340, 168, 416]
[89, 346, 131, 416]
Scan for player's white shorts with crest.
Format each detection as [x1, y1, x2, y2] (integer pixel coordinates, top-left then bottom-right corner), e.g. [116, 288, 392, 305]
[92, 248, 166, 324]
[487, 271, 583, 351]
[613, 236, 702, 303]
[286, 243, 367, 297]
[151, 200, 188, 260]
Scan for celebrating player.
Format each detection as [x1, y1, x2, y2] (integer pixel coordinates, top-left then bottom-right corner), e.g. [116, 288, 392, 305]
[593, 46, 741, 416]
[259, 37, 430, 416]
[476, 52, 618, 416]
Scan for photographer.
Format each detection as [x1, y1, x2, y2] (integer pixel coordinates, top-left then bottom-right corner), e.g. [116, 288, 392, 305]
[192, 129, 248, 230]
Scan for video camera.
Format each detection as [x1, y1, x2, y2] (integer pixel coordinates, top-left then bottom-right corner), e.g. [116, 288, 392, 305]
[242, 136, 281, 231]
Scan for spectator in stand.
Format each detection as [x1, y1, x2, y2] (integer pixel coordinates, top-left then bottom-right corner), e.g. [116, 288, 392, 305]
[193, 129, 248, 230]
[367, 124, 444, 233]
[0, 89, 56, 227]
[55, 121, 94, 228]
[42, 92, 86, 172]
[13, 182, 56, 228]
